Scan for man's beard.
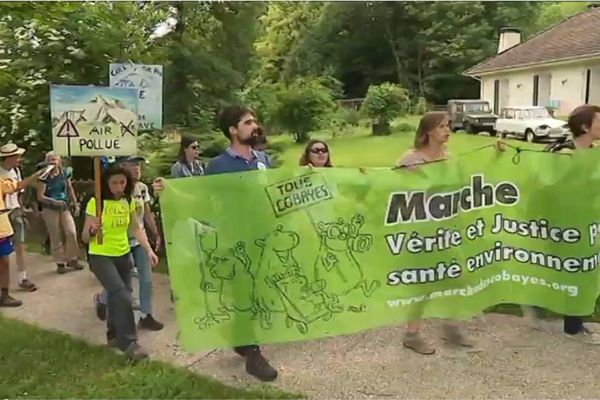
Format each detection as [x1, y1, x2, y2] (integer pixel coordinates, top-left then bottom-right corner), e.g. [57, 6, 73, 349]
[239, 134, 259, 147]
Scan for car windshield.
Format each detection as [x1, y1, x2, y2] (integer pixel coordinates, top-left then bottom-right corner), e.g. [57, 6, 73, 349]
[522, 108, 550, 119]
[464, 103, 491, 113]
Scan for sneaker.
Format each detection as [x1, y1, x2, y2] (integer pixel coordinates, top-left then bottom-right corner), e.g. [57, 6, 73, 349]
[565, 327, 600, 345]
[130, 267, 138, 278]
[124, 342, 149, 362]
[138, 315, 164, 331]
[132, 298, 140, 311]
[56, 264, 67, 274]
[402, 331, 436, 355]
[244, 350, 278, 382]
[94, 294, 107, 321]
[0, 294, 23, 307]
[67, 259, 83, 270]
[441, 324, 476, 347]
[18, 279, 37, 292]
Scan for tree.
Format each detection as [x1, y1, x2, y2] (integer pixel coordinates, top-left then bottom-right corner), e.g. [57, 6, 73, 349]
[272, 77, 336, 143]
[360, 83, 409, 135]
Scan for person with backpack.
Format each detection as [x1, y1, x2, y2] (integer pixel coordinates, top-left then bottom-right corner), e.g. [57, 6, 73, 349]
[152, 105, 277, 382]
[81, 163, 158, 361]
[523, 104, 600, 344]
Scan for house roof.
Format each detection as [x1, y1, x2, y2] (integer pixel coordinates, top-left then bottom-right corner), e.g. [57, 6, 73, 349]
[466, 7, 600, 76]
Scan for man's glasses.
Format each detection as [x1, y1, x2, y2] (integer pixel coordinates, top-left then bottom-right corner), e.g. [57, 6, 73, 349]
[190, 145, 199, 150]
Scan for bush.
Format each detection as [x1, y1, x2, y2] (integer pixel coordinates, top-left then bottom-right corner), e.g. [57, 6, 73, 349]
[360, 83, 410, 136]
[413, 96, 428, 115]
[271, 77, 337, 143]
[395, 122, 416, 133]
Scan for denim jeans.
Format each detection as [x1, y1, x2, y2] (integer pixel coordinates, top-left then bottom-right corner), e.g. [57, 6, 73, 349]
[99, 245, 153, 315]
[88, 253, 136, 350]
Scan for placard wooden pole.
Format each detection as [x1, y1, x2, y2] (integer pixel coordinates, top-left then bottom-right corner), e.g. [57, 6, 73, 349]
[93, 157, 103, 244]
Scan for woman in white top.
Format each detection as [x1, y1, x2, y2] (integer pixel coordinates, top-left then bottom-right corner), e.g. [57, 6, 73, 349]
[396, 111, 475, 355]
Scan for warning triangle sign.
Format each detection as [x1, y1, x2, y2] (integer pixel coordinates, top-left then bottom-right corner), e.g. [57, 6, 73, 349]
[56, 119, 79, 138]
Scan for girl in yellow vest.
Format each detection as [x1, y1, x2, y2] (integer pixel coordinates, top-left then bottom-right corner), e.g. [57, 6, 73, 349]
[82, 163, 158, 361]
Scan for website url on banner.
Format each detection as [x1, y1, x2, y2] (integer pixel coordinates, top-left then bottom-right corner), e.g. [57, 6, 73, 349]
[387, 270, 578, 307]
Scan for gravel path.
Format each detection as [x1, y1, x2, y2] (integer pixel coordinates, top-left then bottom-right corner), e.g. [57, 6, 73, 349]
[4, 251, 600, 399]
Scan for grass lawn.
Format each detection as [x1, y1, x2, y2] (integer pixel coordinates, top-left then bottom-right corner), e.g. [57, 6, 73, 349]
[271, 116, 541, 168]
[0, 314, 298, 399]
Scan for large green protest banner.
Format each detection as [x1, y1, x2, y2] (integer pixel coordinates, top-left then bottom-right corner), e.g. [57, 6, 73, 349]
[161, 146, 600, 351]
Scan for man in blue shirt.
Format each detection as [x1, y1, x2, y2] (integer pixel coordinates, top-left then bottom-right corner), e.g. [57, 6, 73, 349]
[153, 105, 277, 382]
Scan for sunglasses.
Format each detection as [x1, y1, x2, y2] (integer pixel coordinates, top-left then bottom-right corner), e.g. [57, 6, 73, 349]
[310, 147, 328, 154]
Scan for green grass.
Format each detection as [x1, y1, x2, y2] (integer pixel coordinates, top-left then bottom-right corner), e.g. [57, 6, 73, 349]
[0, 315, 299, 399]
[271, 116, 541, 168]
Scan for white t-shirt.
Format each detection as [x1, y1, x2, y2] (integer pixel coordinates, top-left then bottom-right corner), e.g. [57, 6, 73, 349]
[128, 181, 151, 247]
[0, 166, 22, 209]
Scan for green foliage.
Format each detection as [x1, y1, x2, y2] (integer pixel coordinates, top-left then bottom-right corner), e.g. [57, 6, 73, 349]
[413, 96, 428, 115]
[360, 82, 410, 135]
[271, 77, 337, 143]
[395, 122, 416, 133]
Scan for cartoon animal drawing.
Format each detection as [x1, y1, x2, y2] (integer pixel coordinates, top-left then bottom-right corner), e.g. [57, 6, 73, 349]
[272, 273, 343, 334]
[313, 214, 380, 304]
[188, 219, 254, 330]
[253, 225, 301, 328]
[253, 224, 343, 332]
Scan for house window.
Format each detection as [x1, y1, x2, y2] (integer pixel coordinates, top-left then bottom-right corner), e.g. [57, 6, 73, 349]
[532, 75, 539, 106]
[493, 80, 500, 114]
[585, 69, 591, 104]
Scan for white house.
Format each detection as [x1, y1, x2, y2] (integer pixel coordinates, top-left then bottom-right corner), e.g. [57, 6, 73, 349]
[465, 5, 600, 116]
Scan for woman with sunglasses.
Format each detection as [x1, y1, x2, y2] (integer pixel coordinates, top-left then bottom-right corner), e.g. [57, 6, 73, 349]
[396, 111, 475, 355]
[299, 140, 332, 168]
[170, 136, 204, 178]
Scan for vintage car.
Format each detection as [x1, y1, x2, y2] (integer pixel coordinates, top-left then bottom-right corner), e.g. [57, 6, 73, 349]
[495, 106, 570, 143]
[447, 99, 497, 135]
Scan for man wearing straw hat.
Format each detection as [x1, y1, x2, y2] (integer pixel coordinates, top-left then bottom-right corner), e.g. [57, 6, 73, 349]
[0, 144, 38, 292]
[0, 143, 45, 306]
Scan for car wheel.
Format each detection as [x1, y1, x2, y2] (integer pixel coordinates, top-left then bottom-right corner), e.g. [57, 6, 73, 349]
[464, 122, 474, 134]
[526, 129, 536, 143]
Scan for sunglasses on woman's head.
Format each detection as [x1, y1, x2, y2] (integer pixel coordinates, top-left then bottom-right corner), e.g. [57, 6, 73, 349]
[310, 147, 328, 154]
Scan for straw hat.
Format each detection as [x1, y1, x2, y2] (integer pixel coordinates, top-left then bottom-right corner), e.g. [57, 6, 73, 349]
[0, 143, 25, 158]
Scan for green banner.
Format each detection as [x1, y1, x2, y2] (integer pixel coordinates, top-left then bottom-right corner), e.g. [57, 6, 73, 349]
[161, 146, 600, 351]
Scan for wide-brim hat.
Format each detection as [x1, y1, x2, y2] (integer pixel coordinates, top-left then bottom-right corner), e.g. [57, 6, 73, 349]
[0, 143, 25, 158]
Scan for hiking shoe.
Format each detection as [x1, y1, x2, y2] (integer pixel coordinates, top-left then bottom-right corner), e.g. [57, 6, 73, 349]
[94, 294, 107, 321]
[245, 350, 278, 382]
[67, 259, 83, 270]
[18, 279, 37, 292]
[124, 342, 149, 362]
[565, 327, 600, 345]
[441, 324, 476, 347]
[0, 294, 23, 307]
[138, 315, 164, 331]
[402, 331, 436, 355]
[56, 264, 67, 274]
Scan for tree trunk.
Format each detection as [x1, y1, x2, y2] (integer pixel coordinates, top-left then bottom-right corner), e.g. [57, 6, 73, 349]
[295, 130, 310, 143]
[372, 119, 391, 136]
[384, 24, 404, 86]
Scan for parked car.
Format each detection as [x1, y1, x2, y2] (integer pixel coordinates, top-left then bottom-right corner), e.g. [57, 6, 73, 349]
[495, 106, 570, 143]
[447, 99, 497, 135]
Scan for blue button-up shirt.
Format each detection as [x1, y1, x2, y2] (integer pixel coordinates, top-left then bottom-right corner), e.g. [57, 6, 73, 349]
[205, 147, 270, 175]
